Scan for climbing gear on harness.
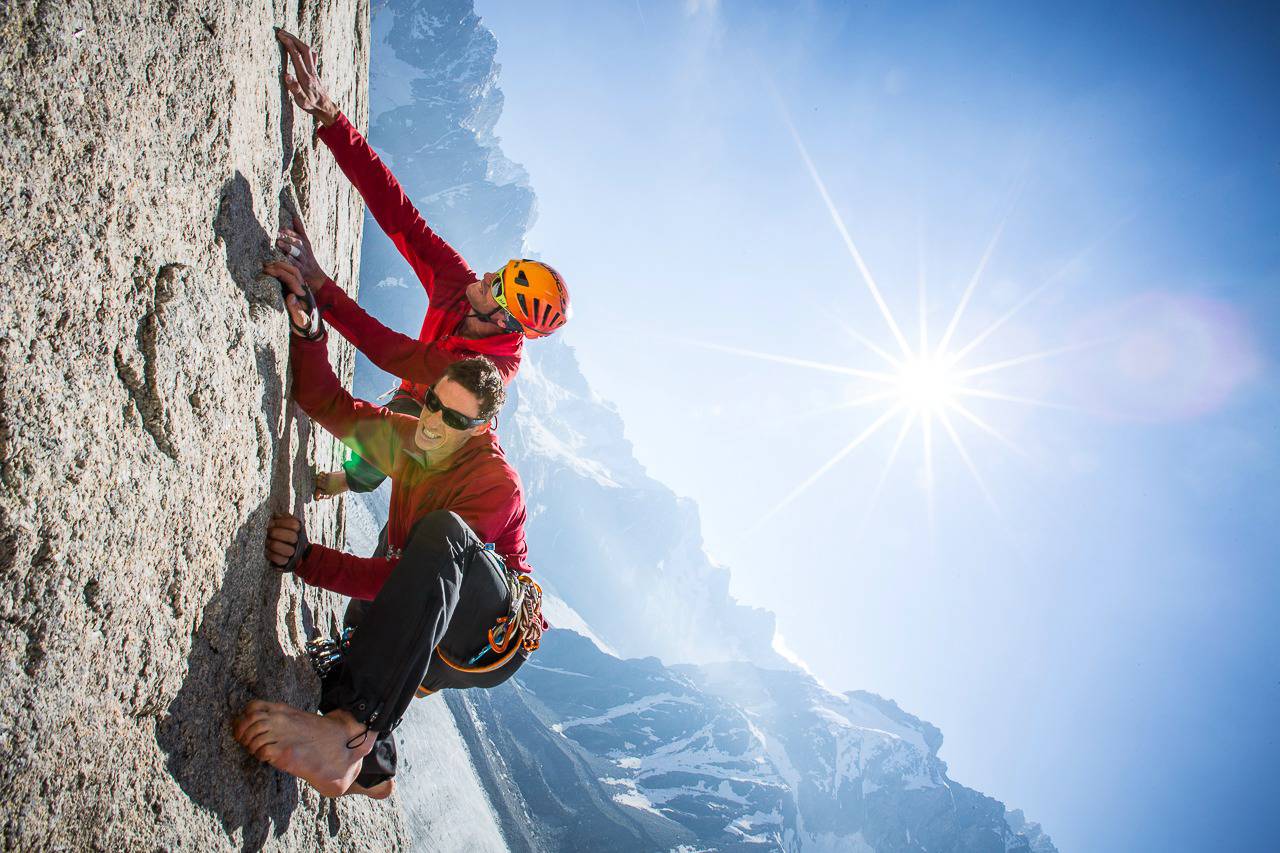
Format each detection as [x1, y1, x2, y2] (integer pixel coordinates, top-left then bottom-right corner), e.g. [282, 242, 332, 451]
[437, 546, 544, 675]
[307, 628, 354, 678]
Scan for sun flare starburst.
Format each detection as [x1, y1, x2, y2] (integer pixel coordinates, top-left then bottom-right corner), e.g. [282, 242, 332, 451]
[695, 89, 1094, 530]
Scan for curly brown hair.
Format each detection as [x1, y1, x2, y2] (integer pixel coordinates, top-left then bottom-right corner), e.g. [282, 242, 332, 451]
[441, 356, 506, 422]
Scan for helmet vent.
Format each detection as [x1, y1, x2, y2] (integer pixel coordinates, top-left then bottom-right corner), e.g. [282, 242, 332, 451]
[515, 269, 530, 287]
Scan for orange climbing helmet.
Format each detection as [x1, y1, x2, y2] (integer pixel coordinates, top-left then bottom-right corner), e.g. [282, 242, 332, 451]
[492, 259, 571, 339]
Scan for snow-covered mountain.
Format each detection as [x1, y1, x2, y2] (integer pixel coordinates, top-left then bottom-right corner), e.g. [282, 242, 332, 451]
[452, 630, 1057, 853]
[345, 1, 1058, 850]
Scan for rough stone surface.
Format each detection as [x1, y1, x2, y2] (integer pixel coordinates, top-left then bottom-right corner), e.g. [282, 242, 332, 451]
[0, 1, 404, 849]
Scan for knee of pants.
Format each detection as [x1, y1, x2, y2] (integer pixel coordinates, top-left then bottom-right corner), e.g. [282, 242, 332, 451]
[407, 510, 478, 550]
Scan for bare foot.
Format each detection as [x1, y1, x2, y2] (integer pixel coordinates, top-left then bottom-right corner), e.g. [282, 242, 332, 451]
[232, 700, 373, 798]
[314, 469, 349, 501]
[343, 778, 395, 800]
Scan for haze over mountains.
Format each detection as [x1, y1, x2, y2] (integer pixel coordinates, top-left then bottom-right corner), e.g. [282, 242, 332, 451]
[347, 1, 1057, 850]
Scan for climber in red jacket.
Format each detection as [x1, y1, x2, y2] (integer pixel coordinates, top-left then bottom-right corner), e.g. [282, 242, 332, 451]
[233, 261, 542, 800]
[274, 28, 570, 500]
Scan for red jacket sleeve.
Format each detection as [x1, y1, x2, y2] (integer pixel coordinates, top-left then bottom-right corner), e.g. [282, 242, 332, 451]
[313, 278, 489, 386]
[316, 112, 475, 301]
[295, 544, 394, 600]
[289, 332, 417, 477]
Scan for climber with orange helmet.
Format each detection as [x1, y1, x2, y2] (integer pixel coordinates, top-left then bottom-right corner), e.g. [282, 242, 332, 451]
[274, 29, 571, 499]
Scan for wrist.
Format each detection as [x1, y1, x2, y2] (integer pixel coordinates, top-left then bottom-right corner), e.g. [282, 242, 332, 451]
[314, 100, 340, 127]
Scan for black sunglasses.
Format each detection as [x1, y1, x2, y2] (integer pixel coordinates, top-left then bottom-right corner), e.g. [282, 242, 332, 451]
[423, 385, 488, 430]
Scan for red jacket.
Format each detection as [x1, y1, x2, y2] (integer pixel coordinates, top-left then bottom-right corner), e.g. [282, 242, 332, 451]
[290, 332, 531, 600]
[316, 112, 522, 398]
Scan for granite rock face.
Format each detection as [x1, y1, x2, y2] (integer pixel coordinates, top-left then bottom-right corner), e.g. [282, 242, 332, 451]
[0, 1, 405, 848]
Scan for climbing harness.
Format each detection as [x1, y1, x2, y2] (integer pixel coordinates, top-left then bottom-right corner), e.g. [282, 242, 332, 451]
[436, 544, 545, 675]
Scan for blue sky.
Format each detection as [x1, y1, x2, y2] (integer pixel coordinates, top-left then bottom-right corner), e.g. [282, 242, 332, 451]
[474, 1, 1279, 849]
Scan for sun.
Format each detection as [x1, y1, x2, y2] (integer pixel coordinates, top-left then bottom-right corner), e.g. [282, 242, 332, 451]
[895, 355, 962, 414]
[689, 89, 1092, 530]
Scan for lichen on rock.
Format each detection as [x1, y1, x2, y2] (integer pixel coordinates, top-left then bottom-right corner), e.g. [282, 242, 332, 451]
[0, 0, 402, 848]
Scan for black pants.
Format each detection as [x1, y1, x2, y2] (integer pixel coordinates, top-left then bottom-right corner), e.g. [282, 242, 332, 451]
[342, 394, 422, 493]
[317, 510, 526, 787]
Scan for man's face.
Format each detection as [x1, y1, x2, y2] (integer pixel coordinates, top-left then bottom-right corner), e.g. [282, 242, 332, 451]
[465, 272, 519, 332]
[414, 377, 487, 457]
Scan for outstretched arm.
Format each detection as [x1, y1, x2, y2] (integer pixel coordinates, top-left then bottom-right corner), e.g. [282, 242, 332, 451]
[265, 513, 394, 600]
[267, 260, 414, 476]
[298, 545, 396, 601]
[314, 275, 514, 384]
[276, 224, 519, 386]
[276, 29, 474, 296]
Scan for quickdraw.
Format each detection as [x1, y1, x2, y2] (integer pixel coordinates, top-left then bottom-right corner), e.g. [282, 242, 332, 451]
[306, 628, 354, 678]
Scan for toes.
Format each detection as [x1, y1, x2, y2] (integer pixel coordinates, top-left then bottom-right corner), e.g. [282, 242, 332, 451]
[253, 741, 283, 764]
[232, 708, 269, 740]
[239, 718, 273, 744]
[234, 717, 269, 746]
[244, 725, 282, 758]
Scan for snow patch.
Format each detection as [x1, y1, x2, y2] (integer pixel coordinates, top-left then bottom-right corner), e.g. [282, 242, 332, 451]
[553, 693, 699, 733]
[519, 416, 621, 488]
[523, 662, 590, 679]
[344, 481, 391, 557]
[601, 776, 666, 817]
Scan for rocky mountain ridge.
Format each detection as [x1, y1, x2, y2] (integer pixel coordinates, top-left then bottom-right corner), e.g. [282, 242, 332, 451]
[452, 630, 1057, 853]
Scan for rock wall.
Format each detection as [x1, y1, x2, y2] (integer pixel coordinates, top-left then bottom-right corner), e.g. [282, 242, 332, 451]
[0, 1, 403, 849]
